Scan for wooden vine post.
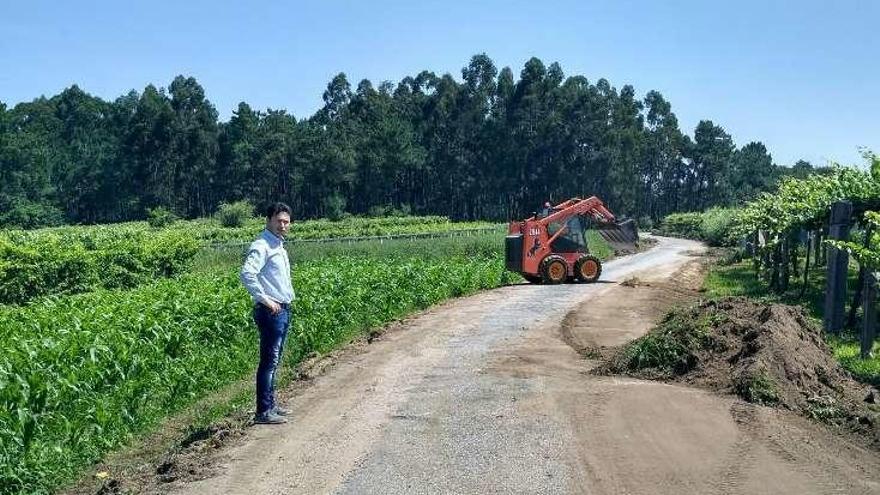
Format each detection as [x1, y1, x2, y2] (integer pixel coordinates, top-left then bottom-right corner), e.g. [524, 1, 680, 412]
[862, 273, 878, 359]
[823, 201, 852, 334]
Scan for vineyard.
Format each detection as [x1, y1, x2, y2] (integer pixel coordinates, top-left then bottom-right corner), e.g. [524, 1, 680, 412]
[0, 215, 602, 494]
[704, 157, 880, 377]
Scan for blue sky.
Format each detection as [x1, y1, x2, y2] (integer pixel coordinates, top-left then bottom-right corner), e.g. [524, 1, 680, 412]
[1, 0, 877, 167]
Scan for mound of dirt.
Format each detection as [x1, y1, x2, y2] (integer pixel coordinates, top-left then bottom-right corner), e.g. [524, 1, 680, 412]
[601, 297, 880, 448]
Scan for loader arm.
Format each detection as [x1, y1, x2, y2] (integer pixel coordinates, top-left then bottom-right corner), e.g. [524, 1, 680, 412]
[537, 196, 618, 227]
[538, 196, 638, 251]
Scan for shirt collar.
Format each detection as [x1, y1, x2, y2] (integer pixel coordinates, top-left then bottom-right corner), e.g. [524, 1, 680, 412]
[261, 229, 284, 246]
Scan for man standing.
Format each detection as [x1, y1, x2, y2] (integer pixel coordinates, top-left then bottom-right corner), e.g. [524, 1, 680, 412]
[240, 202, 295, 425]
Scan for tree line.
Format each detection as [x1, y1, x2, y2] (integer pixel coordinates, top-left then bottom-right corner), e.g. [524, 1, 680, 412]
[0, 54, 825, 228]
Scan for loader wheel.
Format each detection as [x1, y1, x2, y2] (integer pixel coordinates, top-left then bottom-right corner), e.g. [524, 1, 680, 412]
[575, 255, 602, 283]
[540, 255, 568, 284]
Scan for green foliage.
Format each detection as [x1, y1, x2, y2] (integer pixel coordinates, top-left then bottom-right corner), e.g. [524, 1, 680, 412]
[735, 370, 780, 405]
[637, 216, 655, 231]
[655, 208, 740, 247]
[0, 231, 201, 305]
[829, 211, 880, 270]
[805, 395, 846, 422]
[0, 200, 65, 230]
[655, 212, 703, 239]
[734, 165, 880, 239]
[829, 336, 880, 386]
[323, 194, 347, 221]
[214, 200, 254, 228]
[620, 308, 720, 374]
[0, 57, 789, 228]
[0, 255, 516, 494]
[0, 216, 501, 305]
[868, 150, 880, 183]
[146, 206, 178, 228]
[9, 215, 497, 245]
[367, 203, 412, 218]
[731, 155, 880, 328]
[700, 207, 740, 247]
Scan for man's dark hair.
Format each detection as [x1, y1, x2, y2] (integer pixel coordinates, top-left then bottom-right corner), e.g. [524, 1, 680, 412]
[265, 202, 292, 220]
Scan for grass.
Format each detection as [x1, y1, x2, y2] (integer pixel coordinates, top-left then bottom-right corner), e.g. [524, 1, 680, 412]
[829, 337, 880, 386]
[702, 253, 880, 387]
[586, 230, 615, 260]
[619, 307, 722, 375]
[735, 370, 780, 406]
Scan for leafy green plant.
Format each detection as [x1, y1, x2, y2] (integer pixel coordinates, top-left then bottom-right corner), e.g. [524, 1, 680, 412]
[0, 200, 65, 230]
[734, 166, 880, 240]
[322, 194, 347, 221]
[656, 212, 703, 240]
[4, 215, 497, 245]
[0, 216, 500, 304]
[215, 201, 254, 228]
[621, 308, 718, 374]
[735, 369, 780, 405]
[0, 231, 201, 305]
[655, 208, 739, 247]
[0, 253, 518, 494]
[146, 206, 178, 228]
[805, 394, 845, 422]
[700, 207, 739, 247]
[828, 211, 880, 270]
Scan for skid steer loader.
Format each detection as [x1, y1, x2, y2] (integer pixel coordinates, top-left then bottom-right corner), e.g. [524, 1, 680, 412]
[505, 197, 639, 284]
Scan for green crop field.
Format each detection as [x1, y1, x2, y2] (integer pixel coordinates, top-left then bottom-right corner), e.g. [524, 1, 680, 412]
[0, 214, 613, 494]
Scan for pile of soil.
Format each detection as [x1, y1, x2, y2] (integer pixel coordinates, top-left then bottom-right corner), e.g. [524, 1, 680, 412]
[601, 297, 880, 448]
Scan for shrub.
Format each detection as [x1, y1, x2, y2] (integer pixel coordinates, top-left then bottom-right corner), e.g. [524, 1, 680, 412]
[146, 206, 178, 228]
[367, 204, 389, 218]
[0, 232, 201, 305]
[215, 201, 254, 228]
[656, 208, 740, 247]
[700, 207, 740, 247]
[0, 200, 65, 230]
[637, 216, 655, 231]
[656, 212, 703, 239]
[323, 195, 347, 221]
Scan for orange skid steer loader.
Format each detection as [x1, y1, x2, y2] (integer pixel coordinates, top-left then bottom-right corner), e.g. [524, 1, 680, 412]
[505, 197, 639, 284]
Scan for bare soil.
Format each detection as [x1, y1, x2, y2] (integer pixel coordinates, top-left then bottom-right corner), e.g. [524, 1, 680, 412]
[600, 296, 880, 450]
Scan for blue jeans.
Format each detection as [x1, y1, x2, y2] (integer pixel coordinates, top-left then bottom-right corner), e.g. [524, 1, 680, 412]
[254, 304, 290, 415]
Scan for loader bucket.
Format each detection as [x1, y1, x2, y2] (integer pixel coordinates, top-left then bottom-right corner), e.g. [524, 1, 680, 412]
[595, 219, 639, 252]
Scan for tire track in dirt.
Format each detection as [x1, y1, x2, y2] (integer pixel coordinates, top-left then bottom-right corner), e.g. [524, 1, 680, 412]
[560, 249, 880, 495]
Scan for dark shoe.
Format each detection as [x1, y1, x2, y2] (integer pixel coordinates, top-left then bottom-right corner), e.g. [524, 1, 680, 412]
[254, 411, 287, 424]
[272, 406, 290, 416]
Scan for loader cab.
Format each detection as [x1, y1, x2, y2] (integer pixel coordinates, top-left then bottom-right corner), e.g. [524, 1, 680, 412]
[547, 215, 589, 253]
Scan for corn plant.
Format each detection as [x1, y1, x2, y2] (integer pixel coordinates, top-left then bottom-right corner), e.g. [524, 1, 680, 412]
[0, 254, 517, 494]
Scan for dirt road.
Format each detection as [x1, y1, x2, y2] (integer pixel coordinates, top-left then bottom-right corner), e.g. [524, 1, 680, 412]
[163, 237, 880, 495]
